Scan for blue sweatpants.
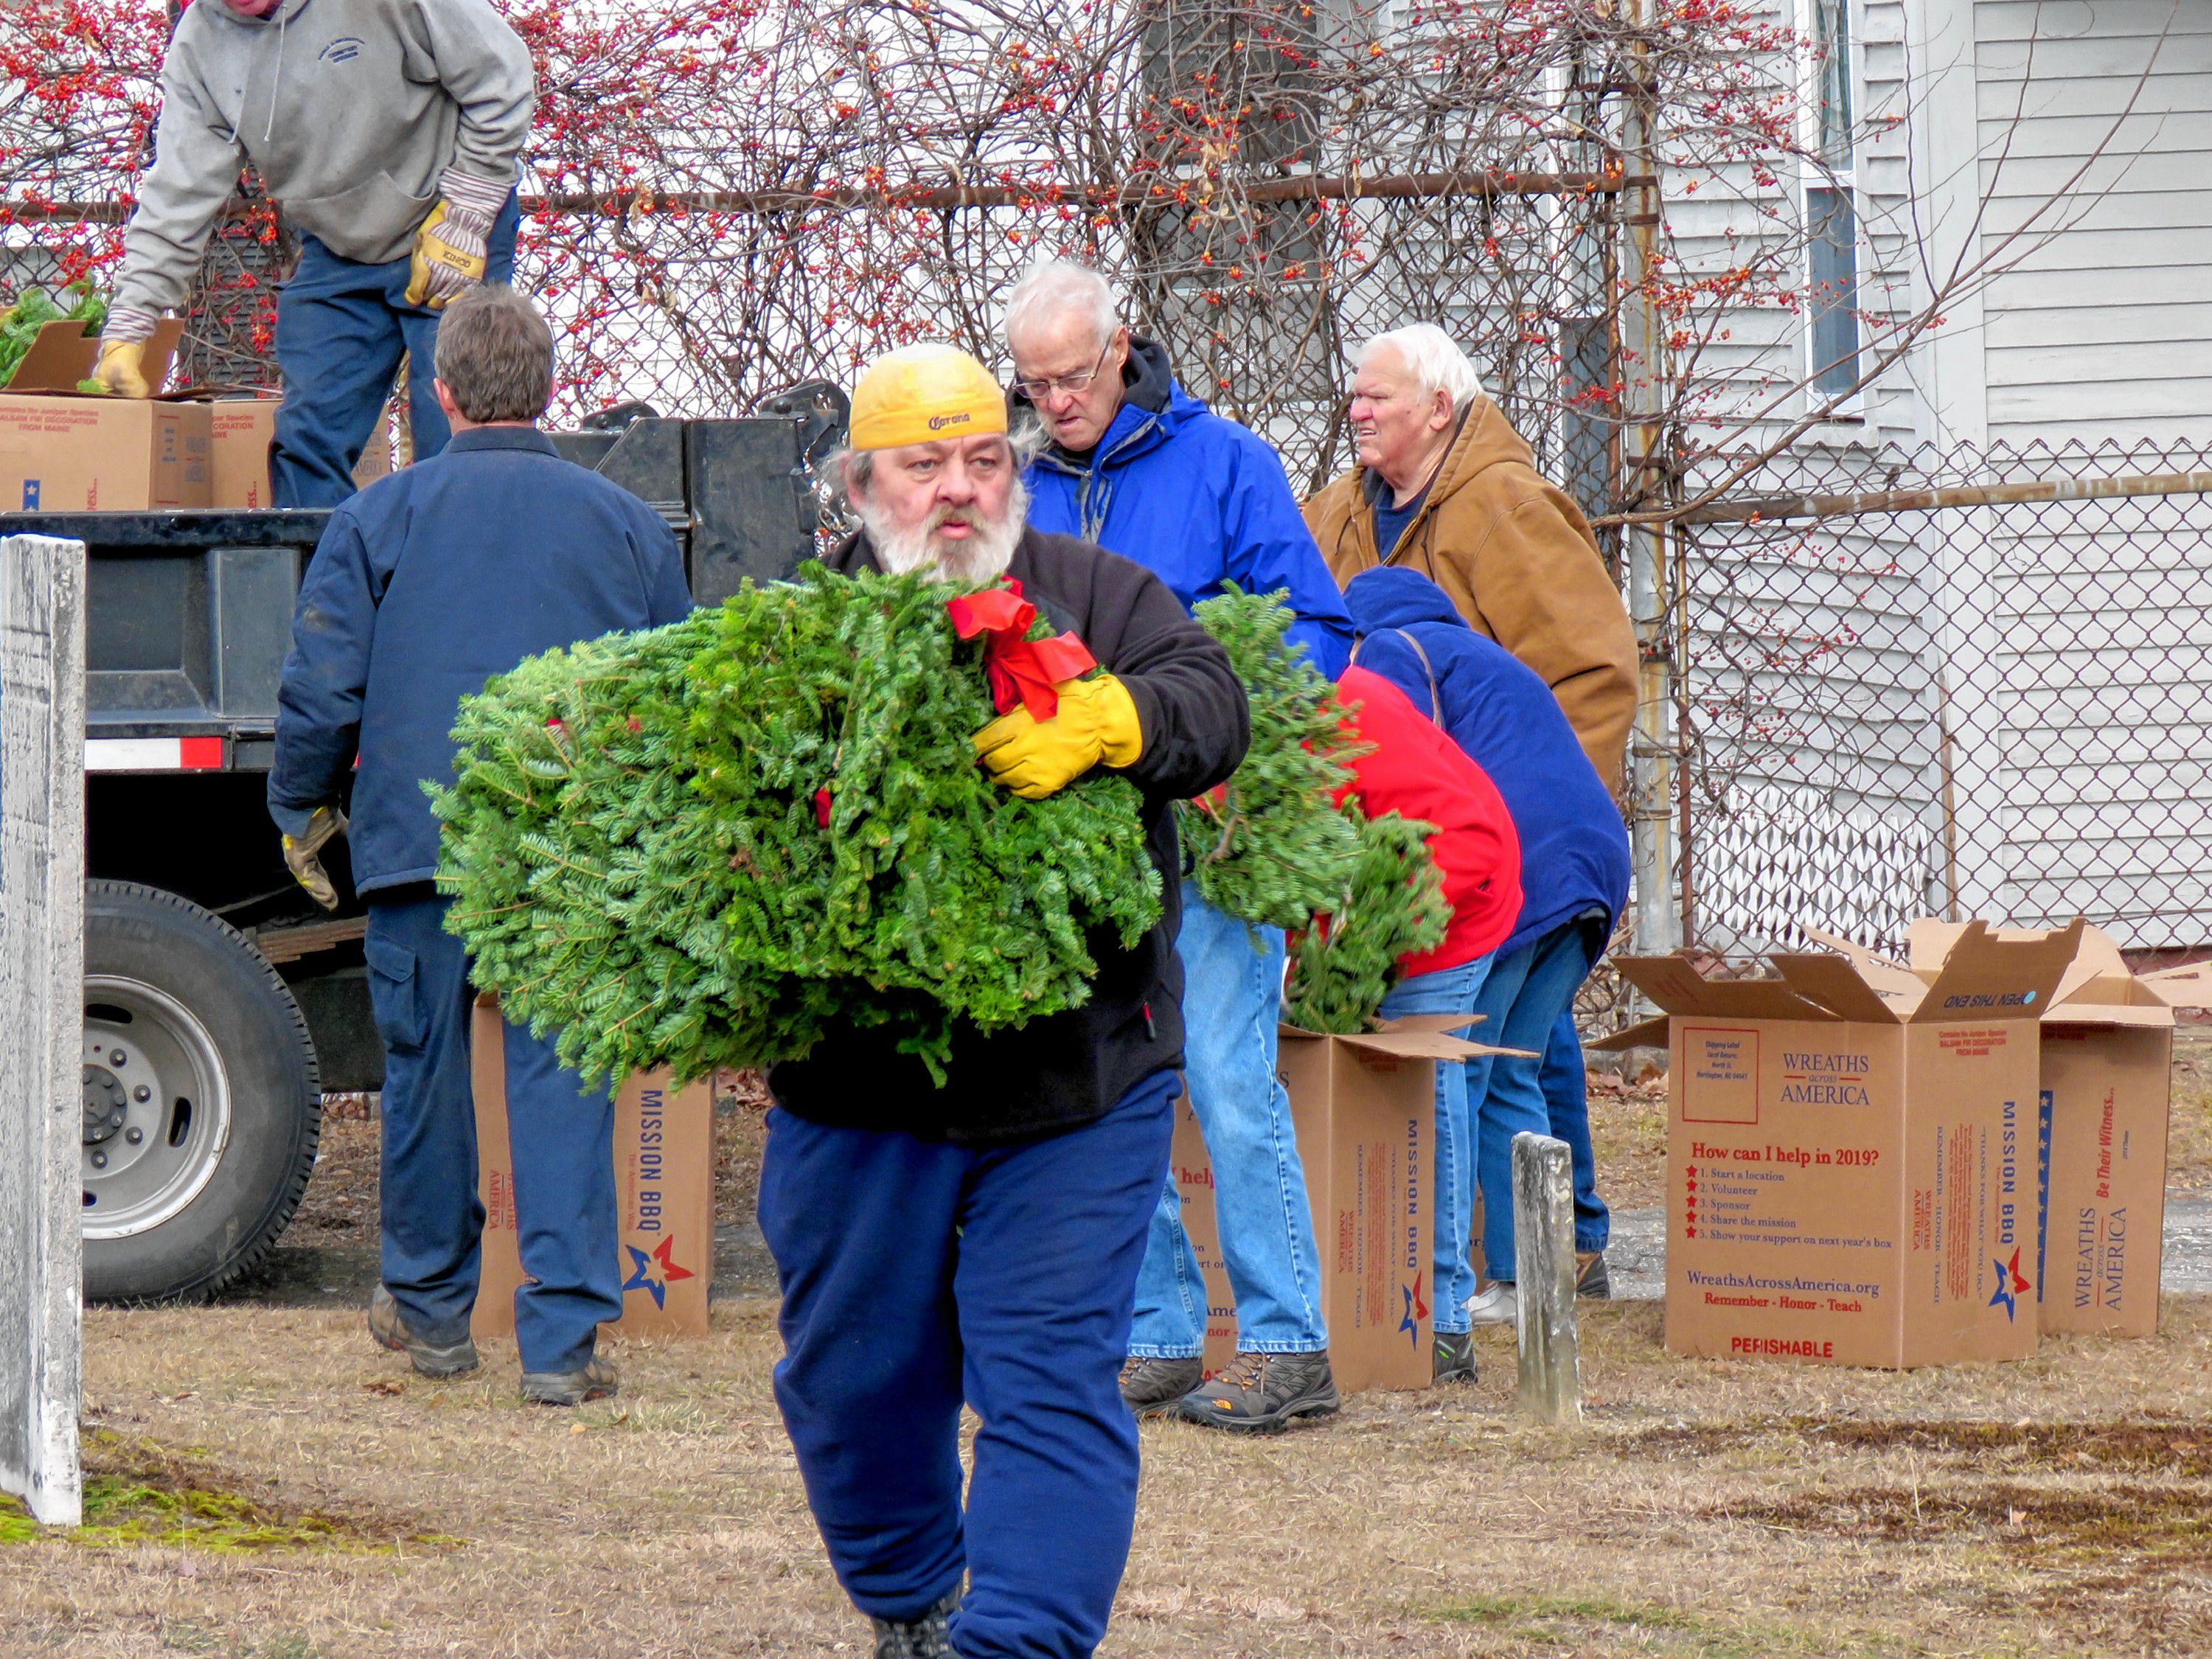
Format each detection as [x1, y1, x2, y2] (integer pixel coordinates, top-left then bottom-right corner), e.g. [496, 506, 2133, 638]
[364, 893, 620, 1375]
[271, 192, 521, 509]
[758, 1070, 1178, 1658]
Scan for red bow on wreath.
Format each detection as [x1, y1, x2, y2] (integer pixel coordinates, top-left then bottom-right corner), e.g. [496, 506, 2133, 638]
[944, 580, 1097, 720]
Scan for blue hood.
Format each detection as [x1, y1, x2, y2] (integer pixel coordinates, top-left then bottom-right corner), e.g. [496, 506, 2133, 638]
[1346, 566, 1469, 634]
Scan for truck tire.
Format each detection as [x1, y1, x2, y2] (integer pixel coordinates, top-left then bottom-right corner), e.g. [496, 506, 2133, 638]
[80, 881, 322, 1301]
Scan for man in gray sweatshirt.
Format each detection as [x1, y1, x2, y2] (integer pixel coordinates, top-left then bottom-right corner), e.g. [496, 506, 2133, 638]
[93, 0, 535, 508]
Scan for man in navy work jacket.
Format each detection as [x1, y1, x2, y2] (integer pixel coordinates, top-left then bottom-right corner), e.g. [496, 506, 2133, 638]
[762, 344, 1248, 1659]
[1345, 566, 1630, 1334]
[1004, 258, 1355, 1431]
[267, 286, 691, 1405]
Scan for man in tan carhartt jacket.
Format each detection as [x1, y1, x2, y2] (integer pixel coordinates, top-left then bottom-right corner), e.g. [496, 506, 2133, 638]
[1304, 324, 1636, 793]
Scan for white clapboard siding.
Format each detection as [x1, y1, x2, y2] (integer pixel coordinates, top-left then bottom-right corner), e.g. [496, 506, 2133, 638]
[1974, 0, 2212, 443]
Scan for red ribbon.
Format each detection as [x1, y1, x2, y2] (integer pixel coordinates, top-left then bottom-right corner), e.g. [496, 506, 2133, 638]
[945, 579, 1096, 720]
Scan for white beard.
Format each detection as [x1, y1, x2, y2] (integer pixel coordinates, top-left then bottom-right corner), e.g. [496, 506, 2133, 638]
[860, 478, 1028, 584]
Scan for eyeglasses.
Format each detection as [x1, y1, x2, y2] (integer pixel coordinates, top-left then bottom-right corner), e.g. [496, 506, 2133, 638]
[1012, 341, 1114, 402]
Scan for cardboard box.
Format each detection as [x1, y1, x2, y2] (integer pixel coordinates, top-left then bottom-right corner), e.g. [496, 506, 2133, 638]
[1900, 922, 2173, 1339]
[1172, 1016, 1514, 1394]
[469, 997, 715, 1340]
[0, 318, 210, 511]
[1166, 1091, 1240, 1375]
[1612, 922, 2081, 1368]
[208, 397, 280, 509]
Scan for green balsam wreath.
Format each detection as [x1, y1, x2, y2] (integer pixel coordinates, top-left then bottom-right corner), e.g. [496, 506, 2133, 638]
[431, 565, 1160, 1086]
[1180, 587, 1368, 931]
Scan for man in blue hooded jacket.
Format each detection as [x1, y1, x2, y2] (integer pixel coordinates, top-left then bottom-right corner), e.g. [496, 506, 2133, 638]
[1006, 259, 1356, 1430]
[268, 287, 692, 1405]
[1346, 566, 1630, 1343]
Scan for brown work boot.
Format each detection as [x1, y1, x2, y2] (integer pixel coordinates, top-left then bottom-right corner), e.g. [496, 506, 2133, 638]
[1119, 1354, 1204, 1418]
[1176, 1349, 1338, 1433]
[520, 1354, 619, 1407]
[369, 1285, 479, 1378]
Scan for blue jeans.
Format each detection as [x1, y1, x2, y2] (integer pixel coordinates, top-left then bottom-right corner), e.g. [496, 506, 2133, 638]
[1129, 886, 1329, 1357]
[1378, 953, 1495, 1335]
[1543, 1007, 1610, 1252]
[365, 894, 620, 1374]
[271, 192, 521, 508]
[1464, 921, 1602, 1284]
[758, 1071, 1177, 1658]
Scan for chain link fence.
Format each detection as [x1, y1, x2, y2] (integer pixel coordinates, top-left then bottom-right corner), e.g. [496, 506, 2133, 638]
[1660, 439, 2212, 963]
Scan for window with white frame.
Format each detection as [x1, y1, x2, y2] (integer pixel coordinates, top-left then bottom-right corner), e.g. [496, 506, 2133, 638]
[1804, 0, 1862, 408]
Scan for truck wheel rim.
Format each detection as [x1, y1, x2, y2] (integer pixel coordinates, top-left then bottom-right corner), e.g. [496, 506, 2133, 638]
[81, 975, 234, 1242]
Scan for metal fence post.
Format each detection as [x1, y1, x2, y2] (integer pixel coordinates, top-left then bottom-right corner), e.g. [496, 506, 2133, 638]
[1618, 0, 1682, 958]
[0, 535, 86, 1527]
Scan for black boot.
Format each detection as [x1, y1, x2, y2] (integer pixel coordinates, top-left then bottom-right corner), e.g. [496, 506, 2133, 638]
[1119, 1354, 1203, 1417]
[1176, 1349, 1338, 1433]
[872, 1590, 959, 1658]
[1433, 1329, 1478, 1385]
[1576, 1251, 1611, 1298]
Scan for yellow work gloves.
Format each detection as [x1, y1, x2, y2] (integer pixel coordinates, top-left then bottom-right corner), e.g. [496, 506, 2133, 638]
[93, 339, 150, 397]
[404, 169, 510, 310]
[973, 675, 1143, 801]
[282, 806, 348, 911]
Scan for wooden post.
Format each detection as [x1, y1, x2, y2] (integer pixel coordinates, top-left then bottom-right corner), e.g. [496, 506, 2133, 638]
[1512, 1131, 1581, 1425]
[0, 535, 86, 1526]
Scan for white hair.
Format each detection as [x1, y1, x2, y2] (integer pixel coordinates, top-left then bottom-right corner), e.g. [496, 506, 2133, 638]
[1357, 324, 1486, 412]
[1003, 260, 1121, 349]
[844, 467, 1031, 585]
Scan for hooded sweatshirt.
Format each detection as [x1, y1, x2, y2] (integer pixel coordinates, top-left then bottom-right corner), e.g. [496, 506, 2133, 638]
[116, 0, 535, 316]
[1345, 566, 1629, 961]
[1302, 394, 1636, 793]
[1021, 336, 1355, 678]
[1332, 666, 1521, 975]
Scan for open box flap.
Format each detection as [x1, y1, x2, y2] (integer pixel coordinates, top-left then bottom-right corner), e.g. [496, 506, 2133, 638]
[1613, 956, 1837, 1022]
[1907, 919, 2171, 1026]
[2139, 959, 2212, 1008]
[1340, 1030, 1537, 1061]
[5, 317, 183, 394]
[1799, 925, 1929, 999]
[1589, 1015, 1670, 1051]
[1907, 918, 2082, 1023]
[1768, 953, 1913, 1023]
[1279, 1021, 1532, 1061]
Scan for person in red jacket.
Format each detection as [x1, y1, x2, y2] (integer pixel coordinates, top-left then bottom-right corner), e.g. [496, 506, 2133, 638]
[1343, 665, 1521, 1385]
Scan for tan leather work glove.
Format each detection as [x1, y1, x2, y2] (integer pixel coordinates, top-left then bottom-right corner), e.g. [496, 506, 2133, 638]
[282, 806, 348, 911]
[404, 169, 510, 310]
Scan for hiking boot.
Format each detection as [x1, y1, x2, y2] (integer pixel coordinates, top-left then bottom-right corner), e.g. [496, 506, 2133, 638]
[520, 1354, 619, 1407]
[1576, 1251, 1611, 1299]
[1120, 1354, 1204, 1418]
[1177, 1349, 1338, 1433]
[1465, 1280, 1519, 1326]
[872, 1589, 959, 1658]
[369, 1285, 479, 1378]
[1433, 1329, 1478, 1385]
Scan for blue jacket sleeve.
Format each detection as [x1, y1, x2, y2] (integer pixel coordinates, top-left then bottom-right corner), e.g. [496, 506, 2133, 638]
[268, 511, 379, 837]
[1349, 630, 1441, 722]
[1220, 431, 1355, 678]
[637, 513, 692, 625]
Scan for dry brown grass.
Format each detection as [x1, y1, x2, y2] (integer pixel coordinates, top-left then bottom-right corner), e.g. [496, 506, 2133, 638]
[2166, 1037, 2212, 1191]
[1, 1293, 2204, 1657]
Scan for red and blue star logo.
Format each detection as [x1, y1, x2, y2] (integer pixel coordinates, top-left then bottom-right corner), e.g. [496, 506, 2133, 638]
[1988, 1248, 2030, 1320]
[1399, 1273, 1430, 1345]
[622, 1236, 696, 1310]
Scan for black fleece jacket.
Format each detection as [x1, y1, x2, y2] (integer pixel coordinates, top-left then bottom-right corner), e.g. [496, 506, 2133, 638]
[765, 527, 1250, 1143]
